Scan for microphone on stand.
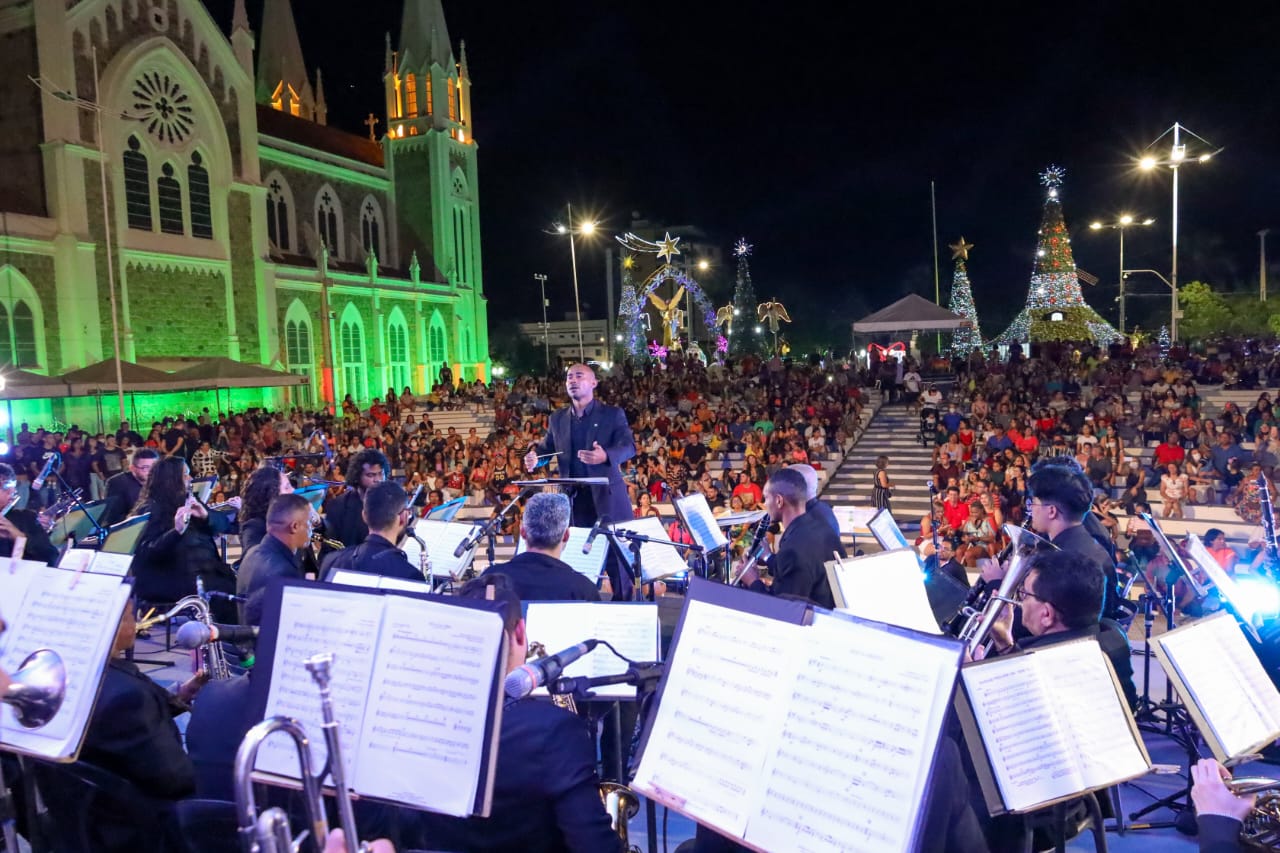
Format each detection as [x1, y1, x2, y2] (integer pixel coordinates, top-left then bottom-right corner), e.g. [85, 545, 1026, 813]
[32, 452, 59, 491]
[504, 639, 599, 699]
[582, 517, 609, 555]
[174, 621, 259, 649]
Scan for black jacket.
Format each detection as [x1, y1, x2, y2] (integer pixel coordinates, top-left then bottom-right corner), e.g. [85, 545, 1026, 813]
[749, 509, 844, 609]
[237, 533, 304, 625]
[415, 697, 622, 853]
[132, 508, 236, 610]
[1051, 522, 1121, 617]
[482, 551, 601, 602]
[805, 496, 841, 537]
[324, 533, 421, 582]
[186, 673, 257, 801]
[0, 506, 58, 565]
[101, 470, 144, 527]
[321, 488, 368, 555]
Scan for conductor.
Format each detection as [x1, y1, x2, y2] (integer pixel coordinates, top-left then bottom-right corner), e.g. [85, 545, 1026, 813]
[525, 363, 636, 600]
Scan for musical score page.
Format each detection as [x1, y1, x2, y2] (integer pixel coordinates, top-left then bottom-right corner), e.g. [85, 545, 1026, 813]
[825, 549, 940, 634]
[675, 493, 729, 551]
[404, 519, 481, 579]
[524, 602, 660, 699]
[1158, 613, 1280, 758]
[256, 586, 382, 784]
[614, 516, 690, 582]
[0, 569, 130, 757]
[1036, 641, 1149, 788]
[329, 570, 383, 589]
[746, 612, 959, 853]
[632, 599, 802, 837]
[961, 655, 1082, 812]
[515, 526, 609, 582]
[355, 595, 504, 816]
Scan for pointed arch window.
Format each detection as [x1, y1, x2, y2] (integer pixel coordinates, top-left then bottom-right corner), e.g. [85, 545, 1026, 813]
[387, 312, 410, 392]
[424, 73, 433, 115]
[188, 151, 212, 239]
[340, 311, 366, 402]
[404, 73, 418, 117]
[284, 305, 314, 407]
[447, 78, 458, 122]
[123, 135, 152, 230]
[266, 177, 293, 252]
[315, 189, 341, 258]
[361, 199, 382, 260]
[157, 163, 184, 235]
[0, 299, 39, 369]
[428, 312, 448, 383]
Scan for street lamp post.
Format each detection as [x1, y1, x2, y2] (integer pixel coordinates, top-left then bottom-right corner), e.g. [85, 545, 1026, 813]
[555, 205, 596, 363]
[1089, 214, 1154, 335]
[1138, 122, 1222, 343]
[533, 273, 550, 373]
[1260, 229, 1271, 302]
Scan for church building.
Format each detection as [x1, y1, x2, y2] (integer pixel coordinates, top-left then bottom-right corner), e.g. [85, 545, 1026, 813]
[0, 0, 488, 426]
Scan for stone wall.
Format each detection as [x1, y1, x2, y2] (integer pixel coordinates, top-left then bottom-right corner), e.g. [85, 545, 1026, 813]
[125, 262, 227, 357]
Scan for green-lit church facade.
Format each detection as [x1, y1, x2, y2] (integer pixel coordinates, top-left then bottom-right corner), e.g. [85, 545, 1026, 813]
[0, 0, 489, 428]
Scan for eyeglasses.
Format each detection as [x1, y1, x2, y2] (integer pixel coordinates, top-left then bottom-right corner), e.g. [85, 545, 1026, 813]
[1015, 585, 1054, 608]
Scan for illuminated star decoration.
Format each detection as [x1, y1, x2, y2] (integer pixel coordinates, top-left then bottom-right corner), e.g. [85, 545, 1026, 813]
[949, 237, 975, 261]
[733, 238, 753, 258]
[655, 232, 681, 263]
[622, 254, 635, 270]
[1040, 164, 1066, 199]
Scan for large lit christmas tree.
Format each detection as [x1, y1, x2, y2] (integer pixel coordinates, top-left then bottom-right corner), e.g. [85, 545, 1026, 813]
[730, 238, 763, 357]
[946, 236, 985, 356]
[994, 167, 1121, 345]
[615, 254, 646, 361]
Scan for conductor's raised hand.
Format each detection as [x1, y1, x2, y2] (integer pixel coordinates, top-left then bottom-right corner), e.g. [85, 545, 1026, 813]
[577, 441, 607, 466]
[523, 446, 539, 472]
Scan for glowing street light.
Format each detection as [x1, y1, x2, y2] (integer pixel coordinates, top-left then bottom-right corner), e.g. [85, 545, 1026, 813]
[549, 205, 598, 361]
[1088, 213, 1155, 333]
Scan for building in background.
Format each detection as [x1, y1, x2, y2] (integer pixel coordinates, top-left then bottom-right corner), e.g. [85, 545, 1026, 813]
[0, 0, 488, 427]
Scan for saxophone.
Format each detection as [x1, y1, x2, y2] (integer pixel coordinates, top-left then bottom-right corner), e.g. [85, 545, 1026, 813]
[135, 593, 230, 680]
[407, 524, 433, 586]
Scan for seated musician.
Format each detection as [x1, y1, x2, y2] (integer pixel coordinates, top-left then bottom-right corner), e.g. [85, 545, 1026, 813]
[415, 573, 622, 853]
[988, 549, 1138, 710]
[481, 492, 601, 602]
[100, 448, 158, 527]
[237, 466, 294, 554]
[236, 493, 313, 626]
[322, 481, 421, 583]
[131, 457, 238, 621]
[319, 448, 389, 558]
[1190, 758, 1254, 853]
[0, 463, 58, 565]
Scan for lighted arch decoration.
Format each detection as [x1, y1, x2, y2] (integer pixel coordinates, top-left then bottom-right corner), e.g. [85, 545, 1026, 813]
[623, 264, 717, 359]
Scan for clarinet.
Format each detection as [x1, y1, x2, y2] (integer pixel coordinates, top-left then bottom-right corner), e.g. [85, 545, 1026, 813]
[1258, 473, 1279, 576]
[730, 515, 773, 585]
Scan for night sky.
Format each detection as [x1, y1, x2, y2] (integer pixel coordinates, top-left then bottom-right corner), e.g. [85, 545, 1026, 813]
[205, 1, 1280, 348]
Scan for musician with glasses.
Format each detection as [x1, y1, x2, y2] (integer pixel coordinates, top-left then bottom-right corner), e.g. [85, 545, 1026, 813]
[0, 463, 58, 564]
[321, 481, 421, 583]
[101, 448, 159, 527]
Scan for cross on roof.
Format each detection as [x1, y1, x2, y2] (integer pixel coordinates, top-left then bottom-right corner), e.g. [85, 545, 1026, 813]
[364, 113, 379, 141]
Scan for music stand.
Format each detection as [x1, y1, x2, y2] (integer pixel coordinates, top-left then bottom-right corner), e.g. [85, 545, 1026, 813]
[100, 514, 149, 555]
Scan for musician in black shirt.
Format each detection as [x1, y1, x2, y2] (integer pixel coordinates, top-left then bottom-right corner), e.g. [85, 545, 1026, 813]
[319, 448, 388, 557]
[0, 463, 57, 564]
[101, 448, 158, 527]
[323, 481, 420, 582]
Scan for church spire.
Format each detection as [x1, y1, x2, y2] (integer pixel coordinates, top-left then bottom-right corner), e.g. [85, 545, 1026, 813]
[231, 0, 250, 34]
[314, 68, 328, 126]
[399, 0, 454, 70]
[257, 0, 316, 120]
[459, 40, 469, 79]
[230, 0, 253, 80]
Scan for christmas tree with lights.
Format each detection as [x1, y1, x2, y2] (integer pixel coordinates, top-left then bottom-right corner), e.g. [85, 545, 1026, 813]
[615, 255, 646, 361]
[730, 238, 763, 356]
[946, 236, 985, 356]
[994, 167, 1121, 345]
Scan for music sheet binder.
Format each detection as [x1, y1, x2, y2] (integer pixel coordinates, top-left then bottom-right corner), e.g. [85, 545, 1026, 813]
[251, 577, 508, 817]
[57, 547, 133, 578]
[327, 569, 430, 594]
[1152, 611, 1280, 763]
[514, 526, 609, 582]
[825, 548, 941, 634]
[672, 493, 729, 553]
[400, 519, 481, 579]
[631, 577, 962, 853]
[957, 638, 1151, 815]
[613, 516, 690, 582]
[0, 563, 131, 760]
[523, 602, 661, 700]
[868, 507, 913, 552]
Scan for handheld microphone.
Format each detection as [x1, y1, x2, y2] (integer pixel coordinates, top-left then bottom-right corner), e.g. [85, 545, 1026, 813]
[174, 621, 259, 649]
[582, 517, 609, 555]
[504, 639, 599, 699]
[32, 452, 59, 491]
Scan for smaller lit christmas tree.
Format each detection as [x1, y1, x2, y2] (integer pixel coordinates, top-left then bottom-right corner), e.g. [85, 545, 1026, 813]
[730, 238, 763, 357]
[615, 254, 646, 361]
[1158, 325, 1170, 359]
[946, 236, 984, 357]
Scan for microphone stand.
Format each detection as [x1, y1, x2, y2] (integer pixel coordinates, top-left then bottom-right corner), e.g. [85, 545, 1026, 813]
[44, 462, 110, 546]
[601, 524, 704, 602]
[454, 485, 537, 567]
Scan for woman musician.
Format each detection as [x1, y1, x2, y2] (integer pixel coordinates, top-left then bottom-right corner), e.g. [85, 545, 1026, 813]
[131, 457, 239, 622]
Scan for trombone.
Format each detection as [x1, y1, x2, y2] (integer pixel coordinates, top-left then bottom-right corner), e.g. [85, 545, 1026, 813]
[234, 653, 370, 853]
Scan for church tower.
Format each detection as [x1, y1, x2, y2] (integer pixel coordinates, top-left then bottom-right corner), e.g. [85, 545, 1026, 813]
[257, 0, 326, 125]
[384, 0, 487, 380]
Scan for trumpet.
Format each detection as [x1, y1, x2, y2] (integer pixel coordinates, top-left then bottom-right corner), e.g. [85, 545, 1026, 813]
[234, 653, 370, 853]
[957, 523, 1057, 657]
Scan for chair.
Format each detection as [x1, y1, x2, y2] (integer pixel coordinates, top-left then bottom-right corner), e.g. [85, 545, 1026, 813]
[1021, 792, 1108, 853]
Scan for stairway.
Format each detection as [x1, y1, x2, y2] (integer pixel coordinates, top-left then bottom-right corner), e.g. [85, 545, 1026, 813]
[823, 404, 935, 549]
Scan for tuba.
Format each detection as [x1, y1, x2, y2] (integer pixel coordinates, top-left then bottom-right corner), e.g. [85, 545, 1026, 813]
[957, 523, 1057, 657]
[135, 593, 230, 680]
[234, 653, 370, 853]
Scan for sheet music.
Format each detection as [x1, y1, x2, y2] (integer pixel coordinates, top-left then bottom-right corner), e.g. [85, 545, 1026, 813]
[256, 586, 383, 783]
[329, 569, 383, 589]
[632, 599, 803, 837]
[1159, 613, 1280, 758]
[376, 575, 432, 594]
[524, 603, 660, 699]
[515, 526, 609, 582]
[1185, 535, 1258, 630]
[90, 551, 133, 577]
[825, 549, 940, 634]
[714, 509, 768, 528]
[0, 569, 131, 758]
[832, 506, 878, 536]
[962, 656, 1083, 812]
[403, 519, 481, 579]
[57, 548, 95, 573]
[1035, 641, 1149, 788]
[355, 595, 504, 816]
[868, 509, 912, 551]
[613, 516, 690, 582]
[746, 612, 959, 853]
[675, 494, 729, 551]
[0, 559, 47, 621]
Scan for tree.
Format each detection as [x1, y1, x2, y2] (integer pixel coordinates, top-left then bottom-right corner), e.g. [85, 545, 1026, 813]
[614, 255, 646, 362]
[946, 237, 984, 356]
[1177, 281, 1232, 340]
[730, 238, 763, 357]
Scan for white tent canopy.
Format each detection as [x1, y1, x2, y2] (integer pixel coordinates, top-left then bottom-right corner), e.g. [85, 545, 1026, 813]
[852, 294, 971, 333]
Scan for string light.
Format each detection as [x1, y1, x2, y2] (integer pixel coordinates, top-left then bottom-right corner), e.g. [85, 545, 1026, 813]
[946, 237, 984, 357]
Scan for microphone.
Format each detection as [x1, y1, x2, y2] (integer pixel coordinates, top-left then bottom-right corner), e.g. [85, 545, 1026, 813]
[32, 452, 59, 491]
[174, 621, 259, 649]
[504, 639, 599, 700]
[582, 517, 609, 555]
[454, 523, 483, 558]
